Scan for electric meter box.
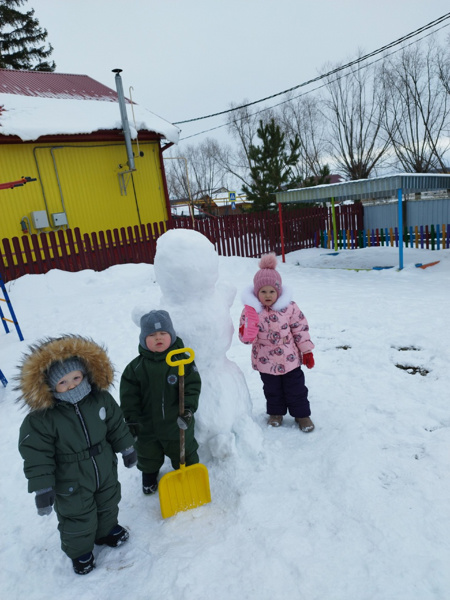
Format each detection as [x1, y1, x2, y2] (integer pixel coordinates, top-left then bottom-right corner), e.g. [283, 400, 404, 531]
[52, 212, 68, 227]
[31, 210, 50, 229]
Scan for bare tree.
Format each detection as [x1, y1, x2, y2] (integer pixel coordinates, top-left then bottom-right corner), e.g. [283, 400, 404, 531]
[164, 138, 230, 206]
[164, 153, 191, 201]
[383, 37, 450, 172]
[214, 101, 277, 189]
[436, 33, 450, 98]
[322, 58, 390, 179]
[278, 92, 329, 181]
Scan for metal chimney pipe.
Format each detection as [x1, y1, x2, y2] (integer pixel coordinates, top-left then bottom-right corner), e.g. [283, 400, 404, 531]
[112, 68, 136, 171]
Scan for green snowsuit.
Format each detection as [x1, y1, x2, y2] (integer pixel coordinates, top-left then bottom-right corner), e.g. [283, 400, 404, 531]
[120, 337, 201, 473]
[17, 336, 135, 560]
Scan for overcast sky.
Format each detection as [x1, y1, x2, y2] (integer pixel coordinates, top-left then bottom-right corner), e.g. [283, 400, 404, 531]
[29, 0, 450, 147]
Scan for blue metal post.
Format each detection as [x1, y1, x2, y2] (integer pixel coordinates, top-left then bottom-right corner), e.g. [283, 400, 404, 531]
[0, 274, 24, 341]
[0, 305, 9, 334]
[398, 188, 404, 270]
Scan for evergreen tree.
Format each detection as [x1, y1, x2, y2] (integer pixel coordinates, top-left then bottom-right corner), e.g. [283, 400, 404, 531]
[303, 164, 331, 187]
[0, 0, 55, 71]
[282, 164, 333, 212]
[242, 118, 301, 212]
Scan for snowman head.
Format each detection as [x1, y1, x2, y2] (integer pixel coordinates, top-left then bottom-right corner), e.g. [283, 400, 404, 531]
[155, 229, 219, 302]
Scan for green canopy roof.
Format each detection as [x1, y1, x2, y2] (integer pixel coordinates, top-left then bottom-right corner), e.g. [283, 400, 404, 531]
[275, 173, 450, 204]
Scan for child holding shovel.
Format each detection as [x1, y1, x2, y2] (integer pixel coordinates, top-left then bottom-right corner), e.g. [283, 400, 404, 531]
[120, 310, 202, 495]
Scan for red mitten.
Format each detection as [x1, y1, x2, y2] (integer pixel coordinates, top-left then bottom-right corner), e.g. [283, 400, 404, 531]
[302, 352, 315, 369]
[240, 305, 259, 342]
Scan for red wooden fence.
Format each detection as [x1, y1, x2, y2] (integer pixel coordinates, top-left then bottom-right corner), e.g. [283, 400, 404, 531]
[0, 204, 363, 284]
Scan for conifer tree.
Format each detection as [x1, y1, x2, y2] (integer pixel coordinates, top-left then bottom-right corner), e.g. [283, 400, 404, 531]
[303, 164, 332, 187]
[242, 118, 301, 212]
[0, 0, 55, 71]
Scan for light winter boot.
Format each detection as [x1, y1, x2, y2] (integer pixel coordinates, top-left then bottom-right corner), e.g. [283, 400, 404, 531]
[267, 415, 283, 427]
[296, 417, 315, 432]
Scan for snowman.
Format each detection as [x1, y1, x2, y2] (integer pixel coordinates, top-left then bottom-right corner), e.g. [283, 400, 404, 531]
[149, 228, 261, 461]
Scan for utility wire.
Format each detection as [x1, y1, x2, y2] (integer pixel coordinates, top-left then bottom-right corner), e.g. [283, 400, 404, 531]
[174, 12, 450, 126]
[180, 18, 450, 141]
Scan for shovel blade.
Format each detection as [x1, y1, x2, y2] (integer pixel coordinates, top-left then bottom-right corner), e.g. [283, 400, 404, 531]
[159, 463, 211, 519]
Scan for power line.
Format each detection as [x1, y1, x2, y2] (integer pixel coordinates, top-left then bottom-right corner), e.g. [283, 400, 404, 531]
[180, 19, 450, 142]
[174, 11, 450, 127]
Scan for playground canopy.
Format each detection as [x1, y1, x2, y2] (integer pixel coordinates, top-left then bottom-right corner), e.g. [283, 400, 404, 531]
[275, 173, 450, 269]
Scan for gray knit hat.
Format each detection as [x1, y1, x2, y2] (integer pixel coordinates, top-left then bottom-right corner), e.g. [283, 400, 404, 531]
[47, 358, 91, 404]
[139, 310, 176, 349]
[47, 358, 86, 390]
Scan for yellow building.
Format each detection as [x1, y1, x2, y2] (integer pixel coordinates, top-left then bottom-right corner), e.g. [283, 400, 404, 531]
[0, 69, 180, 249]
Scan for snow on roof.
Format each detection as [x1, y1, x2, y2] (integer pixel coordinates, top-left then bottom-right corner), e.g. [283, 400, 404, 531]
[0, 69, 180, 144]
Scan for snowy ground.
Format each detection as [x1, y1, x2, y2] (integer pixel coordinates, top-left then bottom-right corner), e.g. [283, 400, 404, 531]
[1, 241, 449, 600]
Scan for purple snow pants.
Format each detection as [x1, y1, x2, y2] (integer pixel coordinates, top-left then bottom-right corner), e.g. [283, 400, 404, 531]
[260, 367, 311, 418]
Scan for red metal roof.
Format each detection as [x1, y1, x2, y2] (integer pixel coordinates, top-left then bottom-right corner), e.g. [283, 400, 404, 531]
[0, 69, 120, 102]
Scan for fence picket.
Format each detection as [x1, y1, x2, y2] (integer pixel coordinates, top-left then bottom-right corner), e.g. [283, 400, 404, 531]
[11, 237, 27, 278]
[65, 229, 80, 272]
[47, 232, 62, 272]
[64, 229, 80, 272]
[39, 233, 53, 268]
[105, 229, 118, 266]
[56, 230, 71, 272]
[138, 225, 152, 264]
[83, 232, 96, 271]
[30, 234, 45, 273]
[91, 232, 104, 271]
[74, 229, 88, 270]
[98, 230, 112, 270]
[145, 224, 157, 258]
[21, 235, 36, 274]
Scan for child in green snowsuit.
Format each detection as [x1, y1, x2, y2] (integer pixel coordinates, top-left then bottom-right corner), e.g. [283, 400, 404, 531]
[120, 310, 201, 495]
[17, 335, 137, 575]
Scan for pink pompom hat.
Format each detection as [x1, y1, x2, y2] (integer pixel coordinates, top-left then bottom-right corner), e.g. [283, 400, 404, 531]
[253, 252, 282, 297]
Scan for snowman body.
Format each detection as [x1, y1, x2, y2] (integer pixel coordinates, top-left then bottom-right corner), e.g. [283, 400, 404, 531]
[153, 229, 260, 459]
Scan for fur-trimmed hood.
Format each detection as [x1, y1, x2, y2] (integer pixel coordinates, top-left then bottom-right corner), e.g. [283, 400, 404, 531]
[241, 284, 294, 313]
[16, 335, 115, 412]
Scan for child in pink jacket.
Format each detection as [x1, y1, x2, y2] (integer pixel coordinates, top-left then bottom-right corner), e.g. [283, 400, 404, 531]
[239, 253, 315, 431]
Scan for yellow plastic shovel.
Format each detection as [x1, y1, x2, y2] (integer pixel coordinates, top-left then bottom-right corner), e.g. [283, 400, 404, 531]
[159, 347, 211, 519]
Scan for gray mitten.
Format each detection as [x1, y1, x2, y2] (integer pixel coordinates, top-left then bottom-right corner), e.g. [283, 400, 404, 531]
[177, 409, 193, 431]
[35, 488, 56, 516]
[121, 447, 138, 468]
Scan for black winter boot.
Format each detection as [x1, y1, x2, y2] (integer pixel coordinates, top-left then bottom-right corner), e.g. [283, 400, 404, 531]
[95, 524, 129, 547]
[72, 551, 95, 575]
[142, 471, 159, 495]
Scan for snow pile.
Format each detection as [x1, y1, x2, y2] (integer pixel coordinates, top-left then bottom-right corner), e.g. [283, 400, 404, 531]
[0, 242, 449, 599]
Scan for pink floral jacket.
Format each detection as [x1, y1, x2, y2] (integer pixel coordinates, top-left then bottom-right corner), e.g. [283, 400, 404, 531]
[239, 285, 314, 375]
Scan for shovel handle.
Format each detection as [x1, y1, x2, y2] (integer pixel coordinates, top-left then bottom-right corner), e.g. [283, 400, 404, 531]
[166, 348, 195, 468]
[166, 347, 195, 376]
